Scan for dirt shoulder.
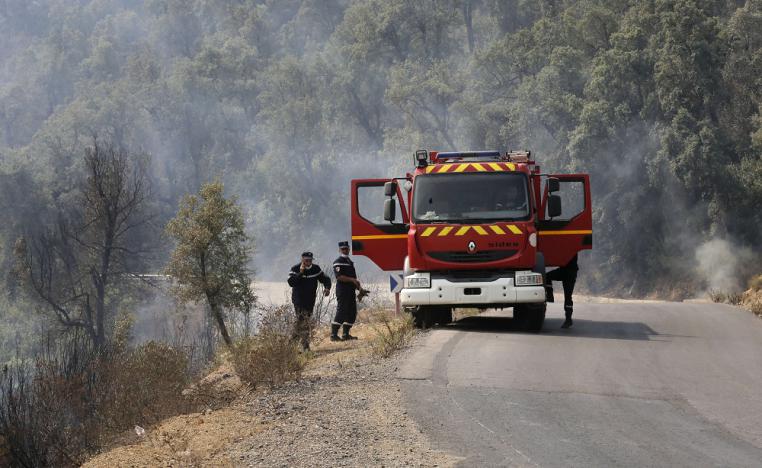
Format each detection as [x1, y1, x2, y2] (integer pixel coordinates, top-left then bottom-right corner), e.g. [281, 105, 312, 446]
[84, 322, 457, 467]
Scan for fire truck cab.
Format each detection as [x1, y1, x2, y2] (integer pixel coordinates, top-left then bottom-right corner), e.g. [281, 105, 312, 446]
[350, 150, 592, 331]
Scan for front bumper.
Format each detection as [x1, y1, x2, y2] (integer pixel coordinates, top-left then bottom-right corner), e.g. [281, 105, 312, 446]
[400, 276, 545, 306]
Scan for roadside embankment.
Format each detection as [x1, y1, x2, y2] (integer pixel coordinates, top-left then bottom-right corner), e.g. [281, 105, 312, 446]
[84, 314, 456, 467]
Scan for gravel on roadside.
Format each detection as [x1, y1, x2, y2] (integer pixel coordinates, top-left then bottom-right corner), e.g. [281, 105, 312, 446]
[223, 336, 457, 467]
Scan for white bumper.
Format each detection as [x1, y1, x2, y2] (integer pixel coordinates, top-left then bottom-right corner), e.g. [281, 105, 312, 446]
[400, 276, 545, 306]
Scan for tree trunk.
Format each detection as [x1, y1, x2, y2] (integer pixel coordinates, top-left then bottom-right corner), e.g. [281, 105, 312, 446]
[209, 299, 233, 347]
[462, 1, 475, 53]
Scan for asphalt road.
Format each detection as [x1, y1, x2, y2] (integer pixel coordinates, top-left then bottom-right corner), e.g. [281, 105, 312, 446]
[399, 301, 762, 467]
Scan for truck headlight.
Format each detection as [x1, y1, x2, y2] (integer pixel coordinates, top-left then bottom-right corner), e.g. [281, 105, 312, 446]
[515, 271, 543, 286]
[405, 272, 431, 289]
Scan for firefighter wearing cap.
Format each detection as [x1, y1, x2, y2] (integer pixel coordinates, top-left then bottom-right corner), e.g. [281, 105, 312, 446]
[287, 251, 331, 350]
[546, 254, 578, 328]
[331, 241, 361, 341]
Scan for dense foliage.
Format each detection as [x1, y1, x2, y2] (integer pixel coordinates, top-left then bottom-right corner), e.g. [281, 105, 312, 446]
[1, 0, 760, 301]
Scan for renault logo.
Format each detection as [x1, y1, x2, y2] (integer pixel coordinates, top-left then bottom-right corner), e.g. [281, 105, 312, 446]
[467, 241, 477, 253]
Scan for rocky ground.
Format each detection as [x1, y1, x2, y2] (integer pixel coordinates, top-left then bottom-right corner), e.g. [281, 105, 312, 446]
[84, 323, 457, 467]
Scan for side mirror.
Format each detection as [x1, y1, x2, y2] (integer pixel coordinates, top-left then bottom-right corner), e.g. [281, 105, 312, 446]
[547, 177, 560, 193]
[384, 181, 397, 197]
[384, 198, 396, 221]
[548, 194, 562, 218]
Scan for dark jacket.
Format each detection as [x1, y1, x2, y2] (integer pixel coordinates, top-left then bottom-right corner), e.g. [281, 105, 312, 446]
[288, 264, 331, 310]
[333, 255, 357, 298]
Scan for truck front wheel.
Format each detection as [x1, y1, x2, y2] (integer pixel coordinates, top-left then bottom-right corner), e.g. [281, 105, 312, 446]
[413, 306, 434, 329]
[434, 307, 453, 325]
[413, 306, 452, 328]
[514, 303, 546, 333]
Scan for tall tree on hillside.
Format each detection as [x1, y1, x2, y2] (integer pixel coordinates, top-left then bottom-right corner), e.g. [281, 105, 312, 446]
[165, 181, 255, 347]
[14, 138, 150, 351]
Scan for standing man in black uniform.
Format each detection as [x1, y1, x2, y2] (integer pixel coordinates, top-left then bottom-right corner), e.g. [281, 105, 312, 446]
[331, 241, 361, 341]
[545, 254, 578, 328]
[287, 251, 331, 350]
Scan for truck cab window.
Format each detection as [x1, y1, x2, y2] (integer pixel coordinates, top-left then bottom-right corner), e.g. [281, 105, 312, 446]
[358, 185, 403, 225]
[546, 180, 585, 221]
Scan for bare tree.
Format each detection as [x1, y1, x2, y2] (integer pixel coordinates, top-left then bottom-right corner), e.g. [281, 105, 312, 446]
[14, 138, 150, 351]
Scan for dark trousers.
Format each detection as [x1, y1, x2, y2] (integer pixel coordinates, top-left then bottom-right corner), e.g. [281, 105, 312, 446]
[546, 267, 577, 319]
[292, 305, 313, 349]
[333, 292, 357, 327]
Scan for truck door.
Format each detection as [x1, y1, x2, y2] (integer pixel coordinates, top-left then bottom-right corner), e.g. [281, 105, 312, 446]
[351, 179, 409, 271]
[538, 174, 592, 267]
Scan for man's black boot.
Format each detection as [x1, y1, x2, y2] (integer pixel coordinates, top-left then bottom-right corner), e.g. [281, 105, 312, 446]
[342, 324, 358, 340]
[561, 305, 573, 328]
[330, 324, 342, 341]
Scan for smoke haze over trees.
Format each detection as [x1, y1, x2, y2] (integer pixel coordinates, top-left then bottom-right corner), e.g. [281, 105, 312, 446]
[0, 0, 760, 305]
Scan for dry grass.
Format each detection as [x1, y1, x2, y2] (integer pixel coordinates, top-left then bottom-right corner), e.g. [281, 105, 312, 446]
[100, 342, 192, 430]
[231, 306, 307, 389]
[369, 313, 415, 358]
[726, 292, 744, 305]
[0, 335, 200, 467]
[749, 300, 762, 317]
[708, 290, 727, 303]
[741, 281, 762, 318]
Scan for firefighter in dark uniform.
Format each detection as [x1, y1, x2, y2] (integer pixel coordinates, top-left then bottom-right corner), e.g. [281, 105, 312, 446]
[331, 241, 361, 341]
[287, 251, 331, 350]
[546, 254, 578, 328]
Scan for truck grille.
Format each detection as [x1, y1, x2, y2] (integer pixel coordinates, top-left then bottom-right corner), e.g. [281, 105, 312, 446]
[428, 250, 517, 263]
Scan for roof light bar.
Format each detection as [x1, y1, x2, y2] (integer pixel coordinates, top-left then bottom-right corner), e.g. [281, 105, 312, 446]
[432, 151, 501, 163]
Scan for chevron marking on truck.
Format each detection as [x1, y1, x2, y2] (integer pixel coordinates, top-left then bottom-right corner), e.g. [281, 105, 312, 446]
[417, 225, 523, 237]
[438, 226, 454, 236]
[420, 227, 437, 237]
[455, 226, 471, 236]
[424, 162, 517, 174]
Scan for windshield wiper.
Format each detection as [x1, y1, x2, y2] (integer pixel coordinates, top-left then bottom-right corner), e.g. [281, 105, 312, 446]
[477, 217, 526, 222]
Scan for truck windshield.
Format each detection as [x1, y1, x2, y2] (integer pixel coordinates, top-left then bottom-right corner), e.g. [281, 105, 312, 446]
[413, 172, 530, 223]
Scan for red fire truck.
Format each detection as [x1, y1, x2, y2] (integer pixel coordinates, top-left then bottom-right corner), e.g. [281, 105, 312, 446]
[350, 150, 592, 331]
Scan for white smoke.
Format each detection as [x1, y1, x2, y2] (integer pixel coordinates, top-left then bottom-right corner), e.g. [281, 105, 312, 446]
[695, 238, 754, 293]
